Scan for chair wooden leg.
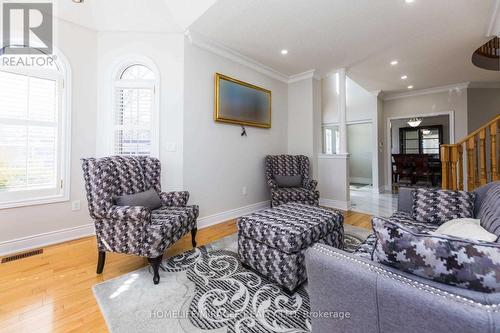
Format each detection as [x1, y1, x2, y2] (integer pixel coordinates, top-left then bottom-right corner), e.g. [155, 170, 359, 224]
[148, 255, 163, 285]
[96, 251, 106, 274]
[191, 228, 197, 248]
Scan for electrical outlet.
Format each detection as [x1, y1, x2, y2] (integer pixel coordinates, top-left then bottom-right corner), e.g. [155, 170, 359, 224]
[242, 186, 247, 196]
[71, 200, 81, 211]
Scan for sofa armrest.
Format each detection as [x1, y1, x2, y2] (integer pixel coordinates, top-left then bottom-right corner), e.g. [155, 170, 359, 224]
[473, 181, 500, 218]
[96, 206, 151, 254]
[306, 244, 379, 333]
[105, 205, 151, 222]
[397, 187, 414, 213]
[305, 243, 500, 333]
[267, 179, 278, 189]
[160, 191, 189, 207]
[303, 178, 318, 190]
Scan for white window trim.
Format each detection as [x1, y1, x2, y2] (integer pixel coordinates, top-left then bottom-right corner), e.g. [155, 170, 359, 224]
[109, 56, 160, 157]
[0, 50, 72, 209]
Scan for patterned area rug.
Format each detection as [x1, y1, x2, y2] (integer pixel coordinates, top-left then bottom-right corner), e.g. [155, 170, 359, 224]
[93, 227, 370, 333]
[343, 224, 371, 252]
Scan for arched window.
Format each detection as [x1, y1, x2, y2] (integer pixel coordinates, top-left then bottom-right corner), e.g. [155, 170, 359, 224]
[0, 54, 71, 208]
[113, 60, 158, 156]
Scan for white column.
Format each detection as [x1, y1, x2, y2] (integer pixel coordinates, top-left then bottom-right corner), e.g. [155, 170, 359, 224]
[338, 68, 348, 154]
[318, 154, 351, 210]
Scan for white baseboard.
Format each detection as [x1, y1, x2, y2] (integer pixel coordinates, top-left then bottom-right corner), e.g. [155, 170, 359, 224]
[319, 198, 351, 211]
[0, 223, 95, 256]
[197, 201, 270, 229]
[0, 201, 271, 256]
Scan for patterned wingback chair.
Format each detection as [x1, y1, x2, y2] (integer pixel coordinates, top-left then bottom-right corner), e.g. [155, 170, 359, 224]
[81, 156, 199, 284]
[265, 155, 320, 207]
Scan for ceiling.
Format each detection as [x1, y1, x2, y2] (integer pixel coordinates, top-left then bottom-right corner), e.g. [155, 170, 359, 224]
[54, 0, 216, 33]
[56, 0, 500, 93]
[190, 0, 500, 93]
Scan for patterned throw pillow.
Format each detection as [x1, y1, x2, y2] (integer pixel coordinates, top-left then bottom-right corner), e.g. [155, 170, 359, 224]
[478, 183, 500, 239]
[371, 216, 500, 293]
[412, 188, 475, 225]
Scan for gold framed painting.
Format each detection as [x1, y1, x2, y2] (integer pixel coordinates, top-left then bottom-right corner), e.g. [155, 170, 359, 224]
[214, 73, 271, 128]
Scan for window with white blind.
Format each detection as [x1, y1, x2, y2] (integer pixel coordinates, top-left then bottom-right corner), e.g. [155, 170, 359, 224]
[113, 63, 158, 156]
[0, 59, 70, 208]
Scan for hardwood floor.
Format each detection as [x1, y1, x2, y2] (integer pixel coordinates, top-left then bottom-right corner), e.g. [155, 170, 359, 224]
[343, 210, 372, 229]
[0, 211, 371, 333]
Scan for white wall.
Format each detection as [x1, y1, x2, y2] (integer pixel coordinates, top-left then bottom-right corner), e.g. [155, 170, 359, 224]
[318, 155, 350, 209]
[287, 77, 322, 177]
[382, 89, 467, 189]
[96, 32, 185, 190]
[183, 39, 288, 220]
[375, 97, 385, 192]
[288, 78, 314, 157]
[467, 88, 500, 132]
[322, 75, 376, 124]
[346, 78, 375, 122]
[0, 19, 98, 243]
[322, 73, 339, 124]
[312, 78, 322, 178]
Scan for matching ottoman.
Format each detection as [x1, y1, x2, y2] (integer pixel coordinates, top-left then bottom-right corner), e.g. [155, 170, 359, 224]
[237, 203, 344, 292]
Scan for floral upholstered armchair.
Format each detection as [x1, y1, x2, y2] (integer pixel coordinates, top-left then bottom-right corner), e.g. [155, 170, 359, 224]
[81, 156, 199, 284]
[265, 155, 320, 207]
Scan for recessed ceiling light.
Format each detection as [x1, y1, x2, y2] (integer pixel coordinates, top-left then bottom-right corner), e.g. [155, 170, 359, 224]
[281, 49, 288, 55]
[401, 75, 408, 80]
[390, 60, 398, 66]
[72, 0, 84, 3]
[408, 85, 414, 89]
[405, 0, 415, 3]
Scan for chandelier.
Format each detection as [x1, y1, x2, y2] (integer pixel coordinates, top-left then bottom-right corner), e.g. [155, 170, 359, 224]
[407, 117, 422, 127]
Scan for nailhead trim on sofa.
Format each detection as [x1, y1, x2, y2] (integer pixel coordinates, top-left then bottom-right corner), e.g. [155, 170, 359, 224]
[310, 244, 500, 311]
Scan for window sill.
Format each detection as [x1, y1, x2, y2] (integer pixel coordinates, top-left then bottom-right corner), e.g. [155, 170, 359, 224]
[0, 194, 70, 210]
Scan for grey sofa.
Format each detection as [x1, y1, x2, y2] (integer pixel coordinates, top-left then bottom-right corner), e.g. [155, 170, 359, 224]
[306, 182, 500, 333]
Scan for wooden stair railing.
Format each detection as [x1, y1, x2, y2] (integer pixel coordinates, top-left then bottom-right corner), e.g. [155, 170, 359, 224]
[441, 114, 500, 191]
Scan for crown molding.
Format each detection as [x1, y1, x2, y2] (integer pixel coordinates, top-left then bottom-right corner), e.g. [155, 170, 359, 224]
[322, 68, 342, 79]
[468, 81, 500, 89]
[186, 31, 289, 83]
[382, 82, 470, 101]
[186, 31, 323, 85]
[287, 69, 320, 83]
[487, 0, 500, 36]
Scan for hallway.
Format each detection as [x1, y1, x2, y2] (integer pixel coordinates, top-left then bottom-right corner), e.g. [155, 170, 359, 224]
[349, 184, 397, 217]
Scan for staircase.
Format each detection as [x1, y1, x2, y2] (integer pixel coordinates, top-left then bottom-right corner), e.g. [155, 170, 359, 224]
[441, 114, 499, 191]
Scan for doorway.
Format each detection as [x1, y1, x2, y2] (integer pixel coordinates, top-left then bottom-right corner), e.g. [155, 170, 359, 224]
[347, 122, 372, 186]
[387, 112, 454, 192]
